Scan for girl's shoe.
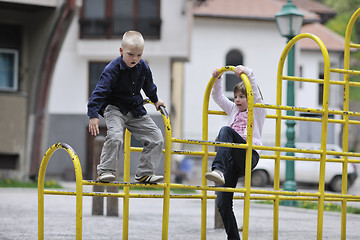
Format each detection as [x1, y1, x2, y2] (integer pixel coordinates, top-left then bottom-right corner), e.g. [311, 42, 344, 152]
[205, 169, 225, 185]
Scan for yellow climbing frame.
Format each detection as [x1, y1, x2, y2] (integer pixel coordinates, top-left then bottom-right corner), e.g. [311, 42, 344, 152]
[38, 8, 360, 240]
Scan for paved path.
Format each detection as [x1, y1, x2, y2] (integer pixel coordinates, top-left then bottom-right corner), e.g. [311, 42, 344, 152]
[1, 184, 360, 239]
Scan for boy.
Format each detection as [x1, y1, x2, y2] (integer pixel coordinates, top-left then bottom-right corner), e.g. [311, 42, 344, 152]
[88, 30, 165, 184]
[205, 65, 266, 240]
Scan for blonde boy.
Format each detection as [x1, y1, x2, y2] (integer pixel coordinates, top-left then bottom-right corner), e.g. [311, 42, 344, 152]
[88, 31, 165, 183]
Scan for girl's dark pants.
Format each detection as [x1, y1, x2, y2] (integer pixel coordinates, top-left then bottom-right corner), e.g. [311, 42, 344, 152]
[211, 126, 259, 240]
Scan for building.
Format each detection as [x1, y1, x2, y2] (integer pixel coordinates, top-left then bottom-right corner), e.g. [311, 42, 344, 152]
[0, 0, 78, 180]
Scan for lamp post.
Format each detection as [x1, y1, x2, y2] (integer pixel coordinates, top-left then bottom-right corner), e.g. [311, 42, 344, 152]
[275, 0, 304, 206]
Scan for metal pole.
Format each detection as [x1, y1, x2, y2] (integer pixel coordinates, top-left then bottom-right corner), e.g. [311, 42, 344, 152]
[283, 38, 297, 206]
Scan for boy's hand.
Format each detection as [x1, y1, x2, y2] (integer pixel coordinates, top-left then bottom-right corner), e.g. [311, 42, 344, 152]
[155, 99, 165, 110]
[212, 69, 221, 79]
[234, 65, 246, 77]
[89, 118, 100, 136]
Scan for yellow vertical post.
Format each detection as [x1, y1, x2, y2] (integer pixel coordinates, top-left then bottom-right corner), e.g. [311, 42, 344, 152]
[38, 145, 57, 240]
[340, 7, 360, 239]
[201, 67, 235, 239]
[241, 73, 254, 240]
[123, 129, 131, 240]
[274, 40, 287, 240]
[201, 73, 216, 240]
[72, 147, 83, 240]
[161, 107, 172, 240]
[316, 37, 331, 240]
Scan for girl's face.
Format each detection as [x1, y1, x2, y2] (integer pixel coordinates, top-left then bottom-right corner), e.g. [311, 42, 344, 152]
[120, 45, 143, 68]
[234, 91, 247, 112]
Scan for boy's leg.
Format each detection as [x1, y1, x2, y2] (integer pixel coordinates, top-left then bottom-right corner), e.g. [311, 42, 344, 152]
[126, 114, 164, 177]
[97, 105, 125, 176]
[216, 163, 241, 240]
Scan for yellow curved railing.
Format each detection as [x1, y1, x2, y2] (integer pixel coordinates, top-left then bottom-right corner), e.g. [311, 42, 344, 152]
[38, 143, 83, 239]
[38, 8, 360, 240]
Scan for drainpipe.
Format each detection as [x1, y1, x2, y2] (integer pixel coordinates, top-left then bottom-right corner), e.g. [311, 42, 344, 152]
[29, 0, 76, 179]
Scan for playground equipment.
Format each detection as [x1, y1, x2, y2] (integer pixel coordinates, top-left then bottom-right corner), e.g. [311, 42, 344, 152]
[38, 8, 360, 240]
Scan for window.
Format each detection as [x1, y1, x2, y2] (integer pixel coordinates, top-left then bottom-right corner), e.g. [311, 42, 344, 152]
[80, 0, 161, 39]
[0, 153, 19, 169]
[0, 48, 18, 91]
[89, 61, 109, 97]
[224, 49, 243, 99]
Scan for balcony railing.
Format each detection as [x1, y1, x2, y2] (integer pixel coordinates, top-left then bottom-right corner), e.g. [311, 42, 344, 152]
[79, 17, 161, 39]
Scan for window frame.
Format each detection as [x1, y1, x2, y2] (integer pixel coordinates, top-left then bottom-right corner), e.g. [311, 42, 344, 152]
[88, 61, 109, 97]
[80, 0, 161, 39]
[224, 49, 244, 100]
[0, 48, 19, 92]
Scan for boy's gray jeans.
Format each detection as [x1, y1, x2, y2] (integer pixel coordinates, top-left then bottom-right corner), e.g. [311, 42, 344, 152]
[97, 105, 164, 177]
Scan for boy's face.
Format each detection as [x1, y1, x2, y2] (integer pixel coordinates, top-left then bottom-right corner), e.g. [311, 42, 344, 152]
[234, 91, 247, 112]
[120, 45, 143, 68]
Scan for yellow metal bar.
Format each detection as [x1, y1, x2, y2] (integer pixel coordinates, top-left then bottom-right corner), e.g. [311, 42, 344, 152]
[201, 66, 240, 239]
[266, 114, 360, 125]
[42, 185, 360, 200]
[331, 68, 360, 76]
[350, 43, 360, 48]
[340, 7, 360, 239]
[201, 68, 221, 240]
[161, 106, 172, 240]
[38, 143, 83, 240]
[123, 129, 131, 240]
[253, 103, 360, 117]
[241, 71, 255, 240]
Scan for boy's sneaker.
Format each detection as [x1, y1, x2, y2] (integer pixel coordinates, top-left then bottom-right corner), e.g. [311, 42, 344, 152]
[135, 174, 164, 184]
[205, 169, 225, 185]
[97, 172, 116, 183]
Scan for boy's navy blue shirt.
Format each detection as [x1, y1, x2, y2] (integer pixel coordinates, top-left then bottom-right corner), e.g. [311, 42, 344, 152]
[87, 56, 158, 119]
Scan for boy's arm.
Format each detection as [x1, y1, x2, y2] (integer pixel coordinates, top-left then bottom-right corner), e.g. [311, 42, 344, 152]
[142, 66, 159, 105]
[89, 118, 100, 136]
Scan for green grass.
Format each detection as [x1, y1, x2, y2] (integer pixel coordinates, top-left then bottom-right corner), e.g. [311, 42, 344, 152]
[256, 200, 360, 214]
[0, 178, 62, 188]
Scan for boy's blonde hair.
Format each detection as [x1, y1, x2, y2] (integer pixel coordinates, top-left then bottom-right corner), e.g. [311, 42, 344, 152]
[121, 30, 144, 49]
[234, 81, 246, 96]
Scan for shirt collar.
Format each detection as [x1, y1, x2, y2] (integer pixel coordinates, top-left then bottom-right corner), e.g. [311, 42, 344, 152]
[118, 55, 140, 71]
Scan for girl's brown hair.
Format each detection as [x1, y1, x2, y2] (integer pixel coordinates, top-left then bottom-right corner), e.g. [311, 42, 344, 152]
[234, 81, 246, 96]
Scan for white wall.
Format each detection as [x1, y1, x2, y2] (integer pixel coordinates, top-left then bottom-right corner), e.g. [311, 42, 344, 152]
[297, 50, 343, 108]
[49, 14, 89, 115]
[297, 50, 344, 145]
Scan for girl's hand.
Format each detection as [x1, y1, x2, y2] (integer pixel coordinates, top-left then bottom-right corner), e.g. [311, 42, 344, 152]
[212, 69, 221, 79]
[234, 65, 246, 77]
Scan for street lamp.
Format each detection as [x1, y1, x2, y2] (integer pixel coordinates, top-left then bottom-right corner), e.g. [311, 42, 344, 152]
[275, 0, 304, 206]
